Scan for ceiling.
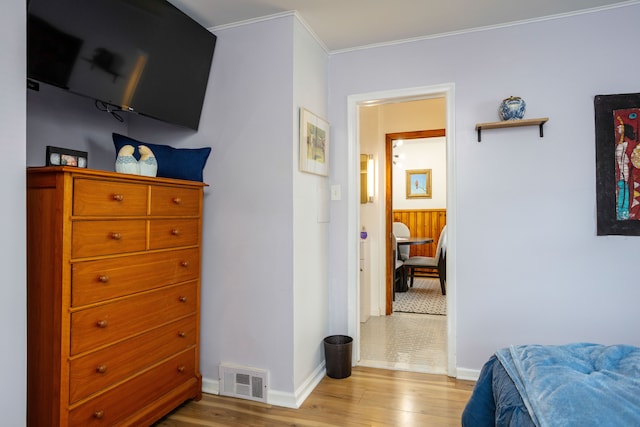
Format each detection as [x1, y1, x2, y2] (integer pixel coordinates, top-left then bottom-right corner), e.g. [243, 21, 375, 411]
[168, 0, 635, 51]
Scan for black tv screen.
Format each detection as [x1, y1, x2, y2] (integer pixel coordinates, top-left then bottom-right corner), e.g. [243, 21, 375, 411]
[27, 0, 217, 130]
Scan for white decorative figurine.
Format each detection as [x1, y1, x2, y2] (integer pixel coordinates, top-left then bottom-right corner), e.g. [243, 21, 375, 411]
[138, 145, 158, 177]
[115, 144, 140, 175]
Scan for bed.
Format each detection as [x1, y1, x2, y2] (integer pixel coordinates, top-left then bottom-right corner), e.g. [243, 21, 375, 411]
[461, 343, 640, 426]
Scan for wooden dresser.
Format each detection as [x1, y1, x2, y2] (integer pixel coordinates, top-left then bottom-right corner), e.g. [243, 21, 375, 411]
[27, 167, 206, 426]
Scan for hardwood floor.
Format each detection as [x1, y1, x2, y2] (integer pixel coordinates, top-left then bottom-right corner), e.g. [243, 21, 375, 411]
[154, 367, 475, 426]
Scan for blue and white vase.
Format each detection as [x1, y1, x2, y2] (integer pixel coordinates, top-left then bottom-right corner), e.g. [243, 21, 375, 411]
[498, 96, 526, 121]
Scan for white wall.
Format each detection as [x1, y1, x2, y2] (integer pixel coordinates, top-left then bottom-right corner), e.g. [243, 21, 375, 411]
[329, 3, 640, 371]
[133, 15, 297, 398]
[392, 137, 447, 209]
[359, 106, 382, 317]
[27, 12, 329, 408]
[27, 84, 128, 170]
[292, 18, 330, 402]
[1, 1, 26, 425]
[132, 14, 329, 405]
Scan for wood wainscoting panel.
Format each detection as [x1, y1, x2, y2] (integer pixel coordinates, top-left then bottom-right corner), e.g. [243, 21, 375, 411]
[393, 209, 446, 258]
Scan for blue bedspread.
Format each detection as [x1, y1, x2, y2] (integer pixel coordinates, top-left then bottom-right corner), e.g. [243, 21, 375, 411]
[495, 343, 640, 427]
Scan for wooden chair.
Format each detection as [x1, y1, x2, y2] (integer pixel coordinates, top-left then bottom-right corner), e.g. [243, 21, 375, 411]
[437, 249, 446, 295]
[402, 225, 447, 295]
[392, 222, 411, 261]
[391, 233, 405, 299]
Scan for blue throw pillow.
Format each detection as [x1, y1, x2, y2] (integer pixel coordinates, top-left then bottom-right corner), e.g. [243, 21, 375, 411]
[113, 133, 211, 182]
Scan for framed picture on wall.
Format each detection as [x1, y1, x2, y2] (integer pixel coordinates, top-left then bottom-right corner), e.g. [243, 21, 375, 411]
[406, 169, 432, 199]
[299, 108, 330, 176]
[595, 93, 640, 235]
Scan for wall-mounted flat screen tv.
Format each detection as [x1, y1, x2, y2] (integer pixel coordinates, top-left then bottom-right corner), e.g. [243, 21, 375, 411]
[27, 0, 217, 130]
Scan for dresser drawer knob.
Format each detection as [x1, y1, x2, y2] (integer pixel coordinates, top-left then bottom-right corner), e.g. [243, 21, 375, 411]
[98, 275, 110, 283]
[177, 365, 186, 373]
[93, 410, 105, 419]
[171, 229, 181, 236]
[178, 296, 188, 303]
[112, 194, 124, 202]
[172, 197, 182, 205]
[180, 261, 190, 268]
[110, 232, 122, 240]
[178, 331, 187, 338]
[96, 320, 108, 328]
[96, 364, 107, 374]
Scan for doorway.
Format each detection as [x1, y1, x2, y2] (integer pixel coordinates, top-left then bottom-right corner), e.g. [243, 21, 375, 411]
[347, 83, 457, 376]
[385, 129, 446, 315]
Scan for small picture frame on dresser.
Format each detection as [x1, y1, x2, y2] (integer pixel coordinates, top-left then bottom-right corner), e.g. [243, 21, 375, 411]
[46, 146, 88, 168]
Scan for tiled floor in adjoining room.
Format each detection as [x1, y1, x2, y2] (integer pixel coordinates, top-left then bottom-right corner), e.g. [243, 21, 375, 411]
[359, 312, 447, 374]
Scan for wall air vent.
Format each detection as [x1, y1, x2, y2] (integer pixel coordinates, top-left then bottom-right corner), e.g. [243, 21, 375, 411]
[219, 364, 268, 403]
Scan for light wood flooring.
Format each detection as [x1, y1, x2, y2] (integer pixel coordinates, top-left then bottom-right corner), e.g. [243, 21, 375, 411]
[154, 366, 475, 426]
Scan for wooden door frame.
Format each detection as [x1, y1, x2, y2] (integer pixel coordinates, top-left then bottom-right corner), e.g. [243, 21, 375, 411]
[385, 129, 446, 314]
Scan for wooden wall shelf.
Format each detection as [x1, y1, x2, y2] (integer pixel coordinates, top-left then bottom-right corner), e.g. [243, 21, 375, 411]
[475, 117, 549, 142]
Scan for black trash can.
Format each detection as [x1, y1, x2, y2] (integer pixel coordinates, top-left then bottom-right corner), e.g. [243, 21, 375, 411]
[323, 335, 353, 379]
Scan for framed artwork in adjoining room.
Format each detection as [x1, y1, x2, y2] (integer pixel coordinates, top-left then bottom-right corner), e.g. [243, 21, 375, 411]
[595, 93, 640, 236]
[406, 169, 432, 199]
[46, 146, 88, 168]
[299, 108, 330, 176]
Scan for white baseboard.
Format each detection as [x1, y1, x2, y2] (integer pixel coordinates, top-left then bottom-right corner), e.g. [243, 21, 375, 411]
[295, 361, 326, 407]
[202, 377, 219, 395]
[456, 367, 480, 381]
[200, 361, 327, 409]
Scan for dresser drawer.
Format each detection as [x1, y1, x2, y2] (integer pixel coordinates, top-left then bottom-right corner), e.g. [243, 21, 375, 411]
[149, 219, 199, 250]
[72, 220, 147, 258]
[72, 248, 200, 307]
[69, 348, 196, 427]
[69, 315, 196, 403]
[73, 179, 148, 216]
[150, 186, 201, 216]
[70, 282, 197, 355]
